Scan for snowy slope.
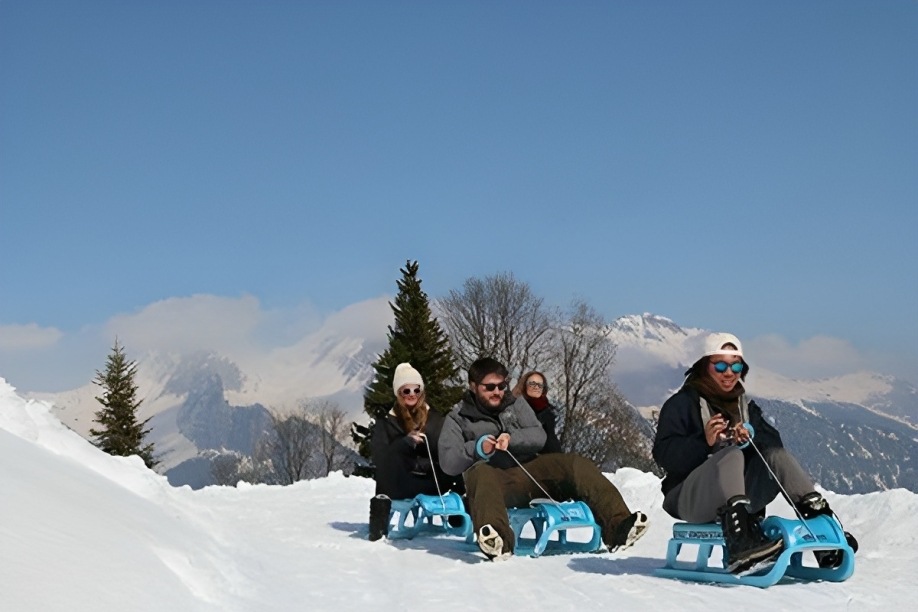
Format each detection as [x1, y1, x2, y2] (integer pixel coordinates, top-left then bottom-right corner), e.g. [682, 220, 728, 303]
[2, 377, 916, 611]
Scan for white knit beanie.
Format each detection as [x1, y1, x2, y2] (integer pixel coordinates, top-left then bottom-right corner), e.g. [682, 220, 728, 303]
[392, 362, 424, 395]
[701, 332, 744, 359]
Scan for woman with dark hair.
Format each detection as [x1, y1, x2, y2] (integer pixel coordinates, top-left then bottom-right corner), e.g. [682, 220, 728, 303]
[368, 362, 461, 540]
[512, 371, 562, 454]
[653, 333, 857, 573]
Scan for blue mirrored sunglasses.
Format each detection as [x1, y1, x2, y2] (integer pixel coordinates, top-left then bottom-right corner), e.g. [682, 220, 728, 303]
[713, 361, 744, 374]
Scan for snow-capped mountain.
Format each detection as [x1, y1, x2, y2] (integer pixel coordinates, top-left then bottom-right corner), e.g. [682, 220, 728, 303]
[608, 313, 918, 493]
[609, 313, 917, 420]
[31, 298, 390, 487]
[26, 309, 917, 494]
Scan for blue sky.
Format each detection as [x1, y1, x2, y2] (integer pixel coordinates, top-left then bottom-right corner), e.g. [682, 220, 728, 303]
[1, 1, 916, 391]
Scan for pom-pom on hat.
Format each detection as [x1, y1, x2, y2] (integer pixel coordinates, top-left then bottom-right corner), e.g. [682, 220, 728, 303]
[701, 332, 744, 359]
[392, 362, 424, 395]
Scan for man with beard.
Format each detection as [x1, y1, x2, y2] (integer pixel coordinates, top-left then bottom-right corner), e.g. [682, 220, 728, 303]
[438, 357, 648, 560]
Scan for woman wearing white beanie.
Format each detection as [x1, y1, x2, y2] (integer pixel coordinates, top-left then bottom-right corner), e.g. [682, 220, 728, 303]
[368, 362, 462, 540]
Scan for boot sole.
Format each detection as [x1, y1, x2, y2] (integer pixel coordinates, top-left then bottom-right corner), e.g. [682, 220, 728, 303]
[477, 525, 507, 559]
[728, 538, 784, 574]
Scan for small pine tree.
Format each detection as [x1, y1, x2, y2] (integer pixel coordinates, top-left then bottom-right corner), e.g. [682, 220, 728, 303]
[89, 339, 158, 469]
[356, 260, 463, 460]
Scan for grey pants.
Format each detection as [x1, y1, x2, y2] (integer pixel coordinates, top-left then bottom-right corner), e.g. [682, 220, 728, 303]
[664, 446, 815, 523]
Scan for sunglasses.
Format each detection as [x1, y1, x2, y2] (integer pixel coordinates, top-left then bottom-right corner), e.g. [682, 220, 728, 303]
[713, 361, 744, 374]
[526, 381, 544, 389]
[400, 387, 422, 396]
[479, 381, 508, 392]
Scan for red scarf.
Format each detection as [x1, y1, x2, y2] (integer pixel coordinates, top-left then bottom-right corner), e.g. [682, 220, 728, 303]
[525, 395, 549, 412]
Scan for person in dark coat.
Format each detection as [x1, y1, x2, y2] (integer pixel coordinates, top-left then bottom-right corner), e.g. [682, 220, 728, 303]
[511, 370, 562, 454]
[367, 362, 462, 541]
[653, 332, 857, 573]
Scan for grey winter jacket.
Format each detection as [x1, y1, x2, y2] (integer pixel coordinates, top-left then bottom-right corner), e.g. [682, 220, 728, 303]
[438, 390, 547, 476]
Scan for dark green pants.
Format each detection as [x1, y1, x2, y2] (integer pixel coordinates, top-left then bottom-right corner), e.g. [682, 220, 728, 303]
[464, 453, 632, 553]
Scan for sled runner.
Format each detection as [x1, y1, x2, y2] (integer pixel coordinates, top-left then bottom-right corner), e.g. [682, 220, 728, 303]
[387, 492, 474, 542]
[654, 514, 856, 587]
[509, 499, 603, 557]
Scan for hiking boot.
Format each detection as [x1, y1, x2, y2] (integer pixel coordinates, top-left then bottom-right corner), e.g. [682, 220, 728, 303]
[608, 511, 650, 553]
[795, 492, 858, 568]
[477, 524, 511, 561]
[368, 494, 391, 541]
[718, 495, 783, 574]
[796, 491, 833, 519]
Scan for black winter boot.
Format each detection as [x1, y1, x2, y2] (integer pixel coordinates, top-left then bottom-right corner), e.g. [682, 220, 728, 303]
[796, 491, 832, 519]
[368, 494, 391, 541]
[795, 492, 859, 568]
[718, 495, 784, 574]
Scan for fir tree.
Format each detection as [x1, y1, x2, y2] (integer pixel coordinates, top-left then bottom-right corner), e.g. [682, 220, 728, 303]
[356, 260, 463, 460]
[89, 339, 158, 469]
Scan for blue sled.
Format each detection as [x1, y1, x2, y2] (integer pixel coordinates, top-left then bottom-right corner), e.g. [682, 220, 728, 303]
[387, 492, 474, 542]
[509, 499, 603, 557]
[654, 514, 855, 587]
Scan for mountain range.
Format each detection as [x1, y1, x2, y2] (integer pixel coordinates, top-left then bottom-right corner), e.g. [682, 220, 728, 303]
[28, 305, 917, 493]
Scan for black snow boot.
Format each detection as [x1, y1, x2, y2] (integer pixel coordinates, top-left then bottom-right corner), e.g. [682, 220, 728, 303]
[718, 495, 784, 574]
[795, 492, 859, 568]
[368, 494, 391, 542]
[796, 491, 833, 519]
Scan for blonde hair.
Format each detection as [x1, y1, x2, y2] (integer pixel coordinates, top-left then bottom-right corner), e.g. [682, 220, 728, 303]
[394, 388, 429, 433]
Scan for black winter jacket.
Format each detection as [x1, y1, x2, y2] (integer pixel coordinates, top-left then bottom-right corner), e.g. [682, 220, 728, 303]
[533, 403, 563, 454]
[652, 386, 784, 496]
[370, 408, 463, 499]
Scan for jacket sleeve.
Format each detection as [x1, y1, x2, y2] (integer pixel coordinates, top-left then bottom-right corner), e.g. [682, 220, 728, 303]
[652, 391, 710, 478]
[747, 400, 784, 449]
[424, 411, 466, 494]
[437, 409, 479, 476]
[370, 416, 419, 497]
[504, 397, 547, 455]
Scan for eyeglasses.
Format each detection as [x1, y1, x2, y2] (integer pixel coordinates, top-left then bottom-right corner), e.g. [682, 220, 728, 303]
[526, 381, 544, 389]
[478, 381, 508, 392]
[713, 361, 744, 374]
[400, 387, 422, 396]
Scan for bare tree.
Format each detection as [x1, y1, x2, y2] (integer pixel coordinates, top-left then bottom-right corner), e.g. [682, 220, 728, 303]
[439, 275, 657, 472]
[550, 300, 618, 451]
[210, 448, 277, 486]
[211, 451, 244, 486]
[547, 299, 656, 471]
[437, 272, 555, 378]
[310, 400, 354, 477]
[257, 412, 318, 485]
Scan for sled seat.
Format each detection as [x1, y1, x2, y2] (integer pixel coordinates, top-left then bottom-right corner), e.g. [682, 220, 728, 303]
[655, 514, 855, 587]
[508, 499, 603, 557]
[387, 492, 474, 542]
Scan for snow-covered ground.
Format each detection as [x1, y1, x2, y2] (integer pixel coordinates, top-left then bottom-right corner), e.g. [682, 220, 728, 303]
[2, 377, 915, 611]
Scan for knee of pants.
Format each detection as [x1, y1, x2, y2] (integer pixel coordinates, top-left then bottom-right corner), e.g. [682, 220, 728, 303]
[714, 446, 745, 470]
[464, 462, 500, 495]
[711, 448, 746, 490]
[553, 452, 595, 475]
